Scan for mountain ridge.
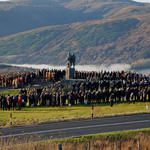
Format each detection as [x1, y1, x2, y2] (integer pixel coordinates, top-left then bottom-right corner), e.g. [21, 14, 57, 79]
[0, 16, 150, 67]
[0, 0, 150, 69]
[0, 0, 147, 37]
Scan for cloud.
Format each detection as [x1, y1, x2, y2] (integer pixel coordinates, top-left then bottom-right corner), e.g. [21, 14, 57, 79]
[0, 0, 9, 1]
[8, 63, 131, 72]
[133, 0, 150, 3]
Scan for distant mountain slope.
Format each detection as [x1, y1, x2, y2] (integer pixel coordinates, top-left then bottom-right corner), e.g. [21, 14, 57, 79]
[0, 0, 147, 37]
[0, 15, 150, 68]
[0, 64, 34, 73]
[0, 0, 150, 68]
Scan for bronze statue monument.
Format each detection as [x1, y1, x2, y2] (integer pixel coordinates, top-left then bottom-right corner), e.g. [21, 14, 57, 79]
[67, 52, 75, 68]
[66, 52, 76, 79]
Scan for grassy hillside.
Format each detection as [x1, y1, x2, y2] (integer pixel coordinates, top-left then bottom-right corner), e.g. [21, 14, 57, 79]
[0, 0, 150, 67]
[0, 0, 147, 37]
[0, 16, 150, 67]
[0, 64, 34, 73]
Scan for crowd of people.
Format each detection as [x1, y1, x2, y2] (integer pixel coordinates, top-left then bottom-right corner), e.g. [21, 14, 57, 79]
[0, 69, 150, 110]
[0, 69, 65, 88]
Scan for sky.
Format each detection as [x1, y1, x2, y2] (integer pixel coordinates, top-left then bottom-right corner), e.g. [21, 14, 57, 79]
[0, 0, 150, 2]
[133, 0, 150, 3]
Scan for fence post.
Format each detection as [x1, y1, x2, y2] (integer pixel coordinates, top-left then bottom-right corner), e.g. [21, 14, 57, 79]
[58, 144, 62, 150]
[35, 146, 37, 150]
[92, 105, 94, 118]
[115, 142, 117, 150]
[87, 142, 90, 150]
[137, 139, 140, 150]
[146, 103, 148, 112]
[10, 113, 12, 125]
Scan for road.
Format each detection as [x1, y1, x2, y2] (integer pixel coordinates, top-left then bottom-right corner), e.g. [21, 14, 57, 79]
[0, 113, 150, 146]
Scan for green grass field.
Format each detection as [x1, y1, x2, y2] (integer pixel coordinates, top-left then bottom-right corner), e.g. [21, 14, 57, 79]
[0, 102, 149, 127]
[0, 89, 19, 96]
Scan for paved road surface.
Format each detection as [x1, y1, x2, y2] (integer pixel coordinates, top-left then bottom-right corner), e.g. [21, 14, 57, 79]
[0, 113, 150, 146]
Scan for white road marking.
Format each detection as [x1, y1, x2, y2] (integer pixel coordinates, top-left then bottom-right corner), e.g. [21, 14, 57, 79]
[0, 119, 150, 138]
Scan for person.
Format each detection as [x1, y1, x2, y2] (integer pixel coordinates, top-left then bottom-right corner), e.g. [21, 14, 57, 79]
[0, 95, 2, 108]
[7, 95, 11, 110]
[147, 87, 150, 102]
[18, 95, 22, 110]
[130, 92, 134, 104]
[60, 92, 63, 107]
[110, 93, 114, 107]
[12, 95, 17, 110]
[2, 95, 7, 110]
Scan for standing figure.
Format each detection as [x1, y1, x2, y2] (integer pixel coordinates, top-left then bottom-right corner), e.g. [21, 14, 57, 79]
[67, 52, 76, 68]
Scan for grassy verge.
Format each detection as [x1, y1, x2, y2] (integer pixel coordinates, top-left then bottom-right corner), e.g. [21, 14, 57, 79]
[54, 128, 150, 142]
[0, 102, 150, 127]
[0, 89, 19, 96]
[2, 129, 150, 150]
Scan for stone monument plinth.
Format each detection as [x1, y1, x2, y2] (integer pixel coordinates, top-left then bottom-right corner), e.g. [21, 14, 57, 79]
[65, 67, 75, 80]
[65, 52, 76, 80]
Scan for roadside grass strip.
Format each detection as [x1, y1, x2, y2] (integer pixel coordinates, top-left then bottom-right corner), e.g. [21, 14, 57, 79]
[0, 102, 150, 127]
[54, 128, 150, 142]
[1, 129, 150, 150]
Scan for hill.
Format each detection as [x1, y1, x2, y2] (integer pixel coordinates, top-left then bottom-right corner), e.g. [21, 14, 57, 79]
[0, 16, 150, 67]
[0, 0, 146, 37]
[0, 64, 34, 73]
[0, 0, 150, 68]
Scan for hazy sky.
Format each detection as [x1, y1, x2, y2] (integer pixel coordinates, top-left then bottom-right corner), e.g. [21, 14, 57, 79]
[0, 0, 150, 2]
[133, 0, 150, 3]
